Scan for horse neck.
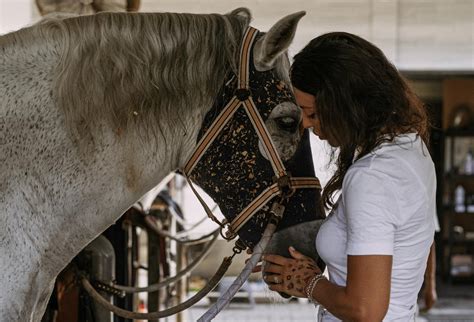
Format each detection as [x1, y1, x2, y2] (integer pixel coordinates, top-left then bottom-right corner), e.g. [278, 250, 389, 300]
[0, 17, 217, 204]
[1, 12, 239, 203]
[50, 12, 238, 165]
[0, 25, 62, 75]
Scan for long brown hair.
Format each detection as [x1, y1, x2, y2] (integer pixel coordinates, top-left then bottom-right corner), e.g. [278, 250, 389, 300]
[291, 32, 430, 210]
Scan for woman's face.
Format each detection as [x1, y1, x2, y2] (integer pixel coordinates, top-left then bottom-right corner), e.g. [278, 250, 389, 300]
[294, 87, 338, 147]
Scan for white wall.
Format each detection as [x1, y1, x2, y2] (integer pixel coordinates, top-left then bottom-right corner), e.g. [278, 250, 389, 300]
[138, 0, 474, 71]
[0, 0, 34, 34]
[1, 0, 473, 69]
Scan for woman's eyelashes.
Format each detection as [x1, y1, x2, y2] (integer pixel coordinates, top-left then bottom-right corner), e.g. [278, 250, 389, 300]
[303, 111, 317, 120]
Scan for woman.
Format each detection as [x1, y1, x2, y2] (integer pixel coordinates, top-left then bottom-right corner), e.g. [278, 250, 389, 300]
[259, 32, 436, 321]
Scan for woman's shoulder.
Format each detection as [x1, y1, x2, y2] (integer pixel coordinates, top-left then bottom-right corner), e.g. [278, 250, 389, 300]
[346, 133, 436, 213]
[353, 133, 432, 176]
[345, 133, 434, 195]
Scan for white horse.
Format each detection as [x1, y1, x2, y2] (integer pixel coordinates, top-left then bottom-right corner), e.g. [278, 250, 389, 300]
[0, 8, 323, 321]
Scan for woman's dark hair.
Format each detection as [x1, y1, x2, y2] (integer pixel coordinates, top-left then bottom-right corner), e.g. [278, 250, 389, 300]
[290, 32, 430, 210]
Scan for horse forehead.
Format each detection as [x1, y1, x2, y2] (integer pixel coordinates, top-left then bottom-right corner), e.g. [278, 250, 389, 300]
[250, 71, 294, 108]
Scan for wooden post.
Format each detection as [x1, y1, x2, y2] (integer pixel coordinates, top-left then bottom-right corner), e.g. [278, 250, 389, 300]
[176, 243, 187, 322]
[148, 225, 161, 322]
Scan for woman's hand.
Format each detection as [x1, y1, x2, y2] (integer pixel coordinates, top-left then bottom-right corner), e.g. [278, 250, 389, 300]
[422, 282, 437, 312]
[260, 246, 322, 298]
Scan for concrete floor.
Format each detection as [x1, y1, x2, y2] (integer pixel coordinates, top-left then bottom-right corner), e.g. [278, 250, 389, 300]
[186, 300, 474, 322]
[418, 278, 474, 322]
[183, 278, 474, 322]
[418, 299, 474, 322]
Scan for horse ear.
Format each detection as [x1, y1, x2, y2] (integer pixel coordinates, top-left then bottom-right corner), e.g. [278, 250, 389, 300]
[253, 11, 306, 71]
[227, 7, 252, 24]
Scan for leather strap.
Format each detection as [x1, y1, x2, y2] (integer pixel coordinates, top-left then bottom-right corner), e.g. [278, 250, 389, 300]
[227, 177, 321, 237]
[242, 98, 286, 177]
[183, 98, 241, 175]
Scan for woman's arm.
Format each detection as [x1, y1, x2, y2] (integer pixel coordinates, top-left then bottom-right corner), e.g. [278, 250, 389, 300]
[422, 242, 437, 311]
[314, 255, 392, 322]
[262, 248, 392, 322]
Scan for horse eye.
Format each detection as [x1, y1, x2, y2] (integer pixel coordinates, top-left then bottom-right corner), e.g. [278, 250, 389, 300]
[276, 116, 298, 132]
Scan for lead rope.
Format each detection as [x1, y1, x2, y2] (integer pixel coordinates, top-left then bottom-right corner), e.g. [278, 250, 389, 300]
[198, 201, 285, 321]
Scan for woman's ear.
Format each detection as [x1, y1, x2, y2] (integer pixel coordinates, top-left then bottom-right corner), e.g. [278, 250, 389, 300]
[253, 11, 306, 71]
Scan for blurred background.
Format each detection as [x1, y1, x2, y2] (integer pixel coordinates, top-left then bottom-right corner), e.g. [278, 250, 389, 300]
[1, 1, 473, 321]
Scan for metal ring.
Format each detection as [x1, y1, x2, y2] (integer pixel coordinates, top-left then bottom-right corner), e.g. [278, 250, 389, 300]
[219, 225, 237, 241]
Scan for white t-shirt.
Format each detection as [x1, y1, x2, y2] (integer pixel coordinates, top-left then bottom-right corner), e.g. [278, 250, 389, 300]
[316, 133, 436, 322]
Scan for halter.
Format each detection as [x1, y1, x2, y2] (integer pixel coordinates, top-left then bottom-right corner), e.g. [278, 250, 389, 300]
[181, 27, 321, 240]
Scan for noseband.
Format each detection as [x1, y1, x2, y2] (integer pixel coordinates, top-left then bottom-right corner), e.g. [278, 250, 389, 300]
[181, 27, 321, 241]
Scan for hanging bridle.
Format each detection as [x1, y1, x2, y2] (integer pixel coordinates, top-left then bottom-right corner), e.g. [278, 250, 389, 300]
[181, 26, 321, 241]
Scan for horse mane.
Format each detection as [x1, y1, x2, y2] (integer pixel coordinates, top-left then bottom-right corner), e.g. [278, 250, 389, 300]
[36, 11, 250, 137]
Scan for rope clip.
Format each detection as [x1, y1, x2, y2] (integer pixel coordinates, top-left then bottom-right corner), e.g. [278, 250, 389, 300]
[220, 221, 237, 241]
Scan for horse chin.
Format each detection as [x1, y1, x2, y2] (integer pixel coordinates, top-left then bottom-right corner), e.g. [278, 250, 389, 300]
[264, 219, 324, 262]
[262, 219, 324, 299]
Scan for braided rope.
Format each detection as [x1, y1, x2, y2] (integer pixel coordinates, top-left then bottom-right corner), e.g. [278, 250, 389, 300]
[197, 221, 277, 321]
[144, 215, 218, 246]
[112, 229, 219, 293]
[81, 254, 232, 320]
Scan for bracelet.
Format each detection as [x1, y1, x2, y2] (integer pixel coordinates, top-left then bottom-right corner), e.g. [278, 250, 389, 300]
[304, 273, 326, 306]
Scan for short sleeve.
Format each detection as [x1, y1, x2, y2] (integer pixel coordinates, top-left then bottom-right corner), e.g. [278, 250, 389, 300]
[343, 167, 399, 256]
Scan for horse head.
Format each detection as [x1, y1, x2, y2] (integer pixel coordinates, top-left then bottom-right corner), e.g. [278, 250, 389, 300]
[187, 9, 325, 259]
